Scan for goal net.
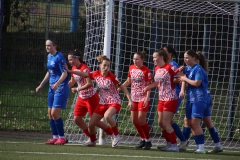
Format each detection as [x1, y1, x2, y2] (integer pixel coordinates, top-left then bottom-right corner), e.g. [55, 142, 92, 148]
[64, 0, 240, 149]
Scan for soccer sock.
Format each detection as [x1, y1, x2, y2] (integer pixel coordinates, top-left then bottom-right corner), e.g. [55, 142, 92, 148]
[141, 123, 150, 140]
[104, 126, 114, 135]
[183, 127, 191, 140]
[83, 129, 90, 137]
[89, 134, 97, 142]
[172, 123, 187, 141]
[50, 119, 58, 138]
[111, 125, 119, 135]
[167, 131, 177, 144]
[194, 134, 205, 145]
[209, 127, 220, 143]
[162, 130, 170, 142]
[54, 118, 65, 138]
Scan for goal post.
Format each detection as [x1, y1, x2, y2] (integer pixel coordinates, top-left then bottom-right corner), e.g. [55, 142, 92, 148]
[65, 0, 240, 149]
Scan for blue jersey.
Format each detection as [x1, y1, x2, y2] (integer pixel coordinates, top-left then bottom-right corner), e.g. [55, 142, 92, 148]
[47, 51, 69, 86]
[169, 61, 180, 95]
[185, 64, 208, 103]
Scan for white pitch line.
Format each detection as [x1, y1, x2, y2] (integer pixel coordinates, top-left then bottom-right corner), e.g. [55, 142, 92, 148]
[0, 151, 218, 160]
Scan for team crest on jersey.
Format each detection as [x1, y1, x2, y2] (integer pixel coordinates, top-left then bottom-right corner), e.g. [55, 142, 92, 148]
[50, 61, 55, 67]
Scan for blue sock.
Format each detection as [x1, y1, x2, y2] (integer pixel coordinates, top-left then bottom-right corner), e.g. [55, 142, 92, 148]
[172, 123, 186, 141]
[183, 127, 191, 140]
[50, 119, 58, 136]
[194, 134, 204, 145]
[54, 118, 65, 137]
[209, 127, 220, 143]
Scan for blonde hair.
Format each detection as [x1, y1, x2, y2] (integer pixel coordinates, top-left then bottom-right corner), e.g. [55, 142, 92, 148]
[97, 55, 110, 64]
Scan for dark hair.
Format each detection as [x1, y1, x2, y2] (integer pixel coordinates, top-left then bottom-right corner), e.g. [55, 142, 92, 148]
[185, 49, 198, 59]
[68, 49, 85, 64]
[196, 51, 209, 73]
[164, 46, 178, 62]
[134, 51, 147, 60]
[97, 55, 110, 64]
[154, 48, 168, 63]
[47, 38, 60, 51]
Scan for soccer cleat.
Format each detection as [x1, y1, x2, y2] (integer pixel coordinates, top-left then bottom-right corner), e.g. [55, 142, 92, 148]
[83, 139, 96, 147]
[45, 138, 58, 145]
[194, 148, 206, 154]
[157, 143, 171, 150]
[164, 145, 179, 152]
[208, 146, 223, 153]
[54, 138, 66, 145]
[178, 140, 189, 151]
[135, 140, 146, 148]
[112, 134, 121, 148]
[143, 141, 152, 150]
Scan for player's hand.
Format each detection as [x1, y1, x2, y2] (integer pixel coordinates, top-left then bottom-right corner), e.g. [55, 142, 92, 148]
[179, 91, 184, 99]
[178, 66, 185, 72]
[51, 83, 59, 90]
[142, 87, 149, 94]
[71, 87, 78, 93]
[63, 63, 70, 72]
[127, 101, 134, 109]
[117, 87, 121, 92]
[143, 99, 149, 108]
[36, 86, 42, 93]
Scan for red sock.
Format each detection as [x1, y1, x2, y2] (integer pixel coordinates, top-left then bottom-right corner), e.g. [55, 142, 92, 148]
[111, 125, 119, 135]
[162, 130, 170, 142]
[83, 129, 90, 137]
[89, 134, 97, 142]
[134, 123, 145, 139]
[168, 131, 177, 144]
[104, 126, 114, 135]
[141, 123, 150, 139]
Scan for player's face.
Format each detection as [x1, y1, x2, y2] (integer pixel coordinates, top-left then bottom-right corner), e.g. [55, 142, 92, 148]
[133, 54, 143, 68]
[45, 40, 56, 53]
[153, 52, 161, 65]
[184, 53, 195, 66]
[67, 55, 76, 66]
[100, 60, 110, 73]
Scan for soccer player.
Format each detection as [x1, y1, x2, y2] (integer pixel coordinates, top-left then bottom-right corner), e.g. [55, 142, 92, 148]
[120, 51, 152, 150]
[63, 50, 115, 146]
[66, 54, 133, 148]
[178, 49, 208, 153]
[181, 51, 223, 153]
[160, 46, 188, 151]
[143, 48, 183, 152]
[36, 39, 70, 145]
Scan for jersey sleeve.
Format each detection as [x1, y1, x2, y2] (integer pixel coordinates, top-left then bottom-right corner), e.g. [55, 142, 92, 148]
[145, 68, 152, 82]
[127, 66, 132, 77]
[194, 67, 203, 81]
[89, 71, 97, 80]
[168, 64, 179, 76]
[109, 72, 121, 86]
[57, 53, 67, 73]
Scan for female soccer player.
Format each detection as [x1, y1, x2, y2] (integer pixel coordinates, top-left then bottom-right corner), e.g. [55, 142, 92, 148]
[181, 51, 223, 153]
[121, 51, 152, 150]
[36, 39, 70, 145]
[63, 50, 115, 146]
[143, 48, 183, 152]
[178, 50, 208, 153]
[162, 46, 188, 151]
[66, 54, 133, 148]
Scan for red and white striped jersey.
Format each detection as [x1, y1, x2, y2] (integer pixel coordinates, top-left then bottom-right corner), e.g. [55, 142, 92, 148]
[128, 65, 152, 102]
[71, 63, 96, 99]
[89, 70, 121, 105]
[154, 63, 179, 101]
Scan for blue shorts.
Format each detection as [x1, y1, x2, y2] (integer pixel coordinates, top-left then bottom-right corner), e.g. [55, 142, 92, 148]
[48, 83, 70, 109]
[186, 101, 207, 119]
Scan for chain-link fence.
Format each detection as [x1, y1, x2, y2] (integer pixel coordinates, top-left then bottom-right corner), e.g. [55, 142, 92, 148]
[0, 0, 86, 131]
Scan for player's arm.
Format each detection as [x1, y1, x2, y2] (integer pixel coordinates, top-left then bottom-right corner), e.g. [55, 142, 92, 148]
[63, 63, 89, 77]
[179, 81, 186, 98]
[118, 77, 131, 91]
[178, 72, 201, 87]
[52, 71, 68, 90]
[78, 77, 93, 91]
[143, 81, 158, 93]
[36, 72, 50, 92]
[68, 77, 76, 88]
[119, 84, 133, 109]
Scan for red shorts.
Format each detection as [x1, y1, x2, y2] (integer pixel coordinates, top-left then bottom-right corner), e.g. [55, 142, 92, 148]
[74, 93, 99, 117]
[94, 103, 121, 116]
[157, 100, 178, 113]
[131, 101, 149, 112]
